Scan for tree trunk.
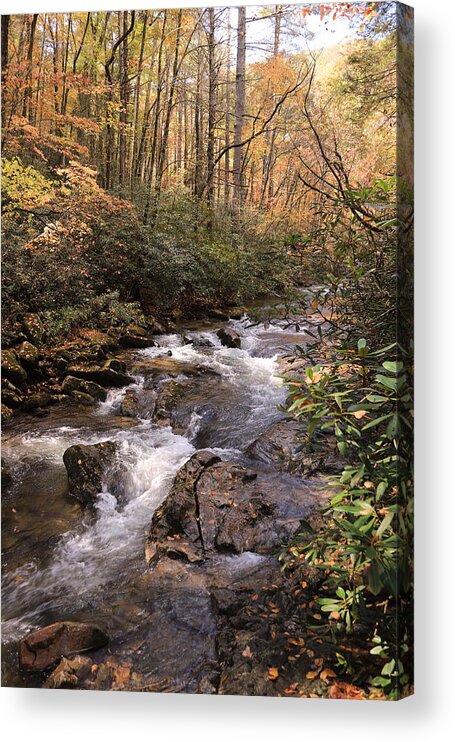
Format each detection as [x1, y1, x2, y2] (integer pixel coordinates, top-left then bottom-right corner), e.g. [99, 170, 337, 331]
[206, 8, 216, 208]
[232, 6, 246, 214]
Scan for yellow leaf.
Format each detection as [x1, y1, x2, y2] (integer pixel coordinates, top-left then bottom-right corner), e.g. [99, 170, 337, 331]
[353, 410, 367, 419]
[306, 669, 321, 680]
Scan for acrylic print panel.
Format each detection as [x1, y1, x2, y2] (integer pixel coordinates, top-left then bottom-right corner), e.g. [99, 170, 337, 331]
[1, 3, 414, 699]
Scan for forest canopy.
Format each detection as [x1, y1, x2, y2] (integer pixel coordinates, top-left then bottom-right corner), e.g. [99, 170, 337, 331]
[1, 3, 400, 332]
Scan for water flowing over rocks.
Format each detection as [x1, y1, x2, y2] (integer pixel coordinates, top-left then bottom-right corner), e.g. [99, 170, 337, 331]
[2, 302, 334, 694]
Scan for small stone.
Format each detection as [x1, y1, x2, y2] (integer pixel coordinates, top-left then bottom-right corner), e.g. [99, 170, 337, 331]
[217, 327, 241, 349]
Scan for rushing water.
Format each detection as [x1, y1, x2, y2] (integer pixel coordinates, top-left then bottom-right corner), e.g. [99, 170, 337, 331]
[1, 311, 313, 680]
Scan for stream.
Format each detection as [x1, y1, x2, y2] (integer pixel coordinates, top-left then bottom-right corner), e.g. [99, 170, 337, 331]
[1, 305, 323, 692]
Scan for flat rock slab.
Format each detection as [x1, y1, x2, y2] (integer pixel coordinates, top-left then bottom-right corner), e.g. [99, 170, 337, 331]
[67, 365, 134, 387]
[146, 450, 326, 564]
[19, 621, 108, 672]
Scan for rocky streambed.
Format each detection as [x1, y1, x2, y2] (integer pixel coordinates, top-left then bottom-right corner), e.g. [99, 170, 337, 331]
[1, 308, 337, 696]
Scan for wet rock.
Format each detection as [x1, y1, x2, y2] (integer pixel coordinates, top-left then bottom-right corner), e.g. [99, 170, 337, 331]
[23, 392, 52, 412]
[147, 453, 324, 563]
[19, 621, 108, 672]
[22, 313, 45, 346]
[187, 335, 215, 349]
[66, 364, 134, 388]
[62, 375, 107, 401]
[153, 380, 186, 426]
[120, 390, 140, 418]
[63, 441, 117, 505]
[1, 349, 28, 387]
[217, 327, 241, 349]
[146, 450, 221, 564]
[43, 655, 93, 689]
[72, 391, 97, 406]
[103, 358, 126, 374]
[16, 341, 39, 369]
[246, 419, 302, 472]
[118, 334, 155, 349]
[1, 404, 14, 421]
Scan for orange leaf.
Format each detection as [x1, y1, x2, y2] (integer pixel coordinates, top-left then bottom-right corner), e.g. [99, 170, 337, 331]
[267, 667, 279, 681]
[320, 668, 337, 683]
[353, 410, 367, 419]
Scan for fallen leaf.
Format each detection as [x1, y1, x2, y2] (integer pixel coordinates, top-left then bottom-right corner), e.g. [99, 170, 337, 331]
[353, 410, 367, 419]
[329, 610, 341, 620]
[320, 668, 337, 682]
[242, 646, 253, 658]
[267, 667, 279, 681]
[306, 669, 321, 680]
[328, 681, 366, 700]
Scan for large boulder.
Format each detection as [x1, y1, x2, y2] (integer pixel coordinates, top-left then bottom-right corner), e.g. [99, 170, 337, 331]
[146, 451, 220, 564]
[66, 364, 134, 388]
[62, 375, 107, 401]
[63, 441, 117, 505]
[146, 452, 325, 564]
[15, 341, 39, 369]
[22, 313, 45, 346]
[1, 349, 27, 387]
[217, 327, 241, 349]
[19, 621, 108, 672]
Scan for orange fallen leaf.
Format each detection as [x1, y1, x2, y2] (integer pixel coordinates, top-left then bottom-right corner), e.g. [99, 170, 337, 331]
[329, 610, 341, 620]
[328, 681, 366, 700]
[353, 410, 367, 419]
[306, 669, 321, 680]
[288, 638, 305, 647]
[267, 667, 279, 681]
[320, 668, 337, 683]
[242, 646, 253, 658]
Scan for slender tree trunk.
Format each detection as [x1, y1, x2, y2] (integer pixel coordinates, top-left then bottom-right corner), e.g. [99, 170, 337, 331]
[22, 14, 38, 121]
[224, 12, 231, 210]
[206, 8, 216, 208]
[152, 9, 183, 219]
[232, 6, 246, 213]
[130, 10, 148, 193]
